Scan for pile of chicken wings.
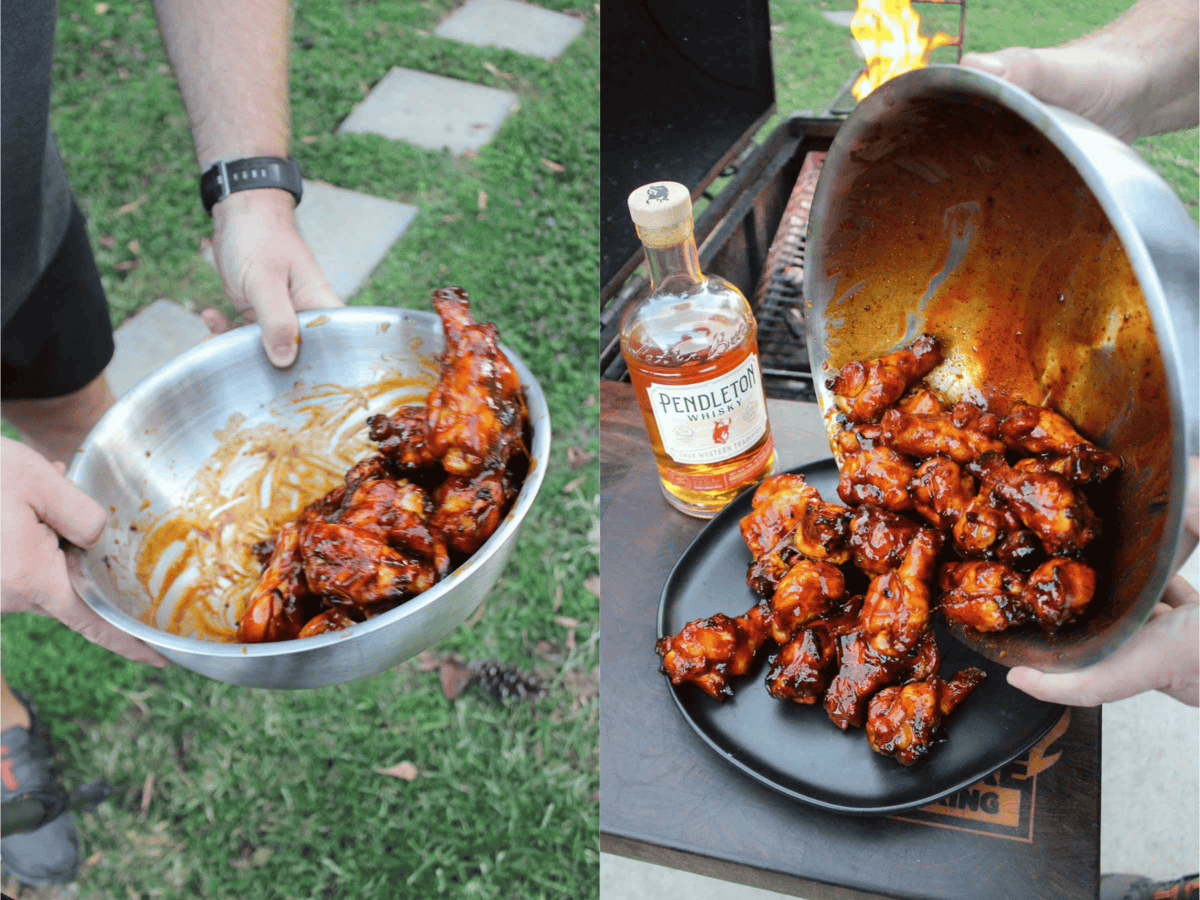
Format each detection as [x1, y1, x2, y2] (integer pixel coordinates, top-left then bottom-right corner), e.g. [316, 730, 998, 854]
[656, 333, 1121, 765]
[237, 287, 530, 643]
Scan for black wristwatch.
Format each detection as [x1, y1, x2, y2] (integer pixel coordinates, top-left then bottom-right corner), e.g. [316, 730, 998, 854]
[199, 156, 303, 215]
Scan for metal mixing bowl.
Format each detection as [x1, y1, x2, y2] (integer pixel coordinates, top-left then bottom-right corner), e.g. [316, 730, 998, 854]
[66, 306, 551, 689]
[804, 65, 1198, 672]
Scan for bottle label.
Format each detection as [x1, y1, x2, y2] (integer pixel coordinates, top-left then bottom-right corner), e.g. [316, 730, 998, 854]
[646, 355, 769, 464]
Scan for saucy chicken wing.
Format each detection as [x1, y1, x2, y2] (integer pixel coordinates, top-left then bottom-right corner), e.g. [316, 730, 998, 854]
[826, 333, 943, 423]
[656, 604, 773, 700]
[766, 596, 862, 704]
[824, 629, 940, 730]
[768, 559, 846, 644]
[860, 527, 942, 657]
[866, 667, 986, 765]
[848, 506, 922, 576]
[367, 406, 439, 471]
[237, 521, 319, 643]
[939, 560, 1032, 632]
[879, 407, 1006, 465]
[910, 456, 975, 531]
[300, 520, 439, 605]
[1023, 557, 1096, 627]
[834, 429, 916, 512]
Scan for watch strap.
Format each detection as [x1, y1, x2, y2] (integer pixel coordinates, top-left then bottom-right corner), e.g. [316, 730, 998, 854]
[200, 156, 303, 215]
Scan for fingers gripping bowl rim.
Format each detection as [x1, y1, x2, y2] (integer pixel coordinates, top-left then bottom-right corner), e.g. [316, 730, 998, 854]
[65, 306, 551, 689]
[802, 64, 1197, 673]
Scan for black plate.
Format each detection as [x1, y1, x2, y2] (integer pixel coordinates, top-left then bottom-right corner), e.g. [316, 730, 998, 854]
[656, 458, 1065, 815]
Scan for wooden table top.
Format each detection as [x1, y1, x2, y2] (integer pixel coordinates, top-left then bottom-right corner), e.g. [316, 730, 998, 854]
[599, 379, 1101, 900]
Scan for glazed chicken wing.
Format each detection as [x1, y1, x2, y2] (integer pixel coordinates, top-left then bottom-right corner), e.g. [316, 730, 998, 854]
[425, 286, 529, 476]
[367, 406, 439, 471]
[971, 452, 1099, 556]
[1023, 558, 1096, 627]
[879, 407, 1006, 465]
[656, 604, 772, 700]
[336, 476, 450, 576]
[300, 520, 438, 604]
[911, 456, 975, 530]
[848, 506, 922, 577]
[826, 333, 943, 423]
[951, 486, 1038, 568]
[237, 521, 320, 643]
[866, 667, 986, 765]
[768, 559, 846, 644]
[939, 560, 1032, 632]
[766, 596, 862, 704]
[860, 527, 943, 657]
[431, 467, 516, 555]
[834, 430, 916, 512]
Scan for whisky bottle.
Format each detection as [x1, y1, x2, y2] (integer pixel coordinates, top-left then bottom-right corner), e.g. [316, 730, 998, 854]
[619, 181, 776, 517]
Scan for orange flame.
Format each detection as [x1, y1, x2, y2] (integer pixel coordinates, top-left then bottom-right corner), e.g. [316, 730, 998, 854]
[851, 0, 957, 100]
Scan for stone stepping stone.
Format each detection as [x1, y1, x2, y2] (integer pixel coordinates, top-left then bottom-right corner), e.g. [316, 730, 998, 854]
[108, 299, 211, 398]
[203, 180, 419, 301]
[434, 0, 584, 60]
[822, 9, 856, 28]
[338, 67, 519, 156]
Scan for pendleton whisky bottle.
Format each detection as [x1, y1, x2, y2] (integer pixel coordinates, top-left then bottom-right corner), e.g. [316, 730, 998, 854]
[619, 181, 776, 517]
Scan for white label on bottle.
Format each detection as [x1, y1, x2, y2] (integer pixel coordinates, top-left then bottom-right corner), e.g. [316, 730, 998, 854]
[647, 354, 769, 464]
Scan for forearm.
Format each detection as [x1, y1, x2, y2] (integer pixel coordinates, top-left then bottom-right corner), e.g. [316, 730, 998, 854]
[153, 0, 292, 169]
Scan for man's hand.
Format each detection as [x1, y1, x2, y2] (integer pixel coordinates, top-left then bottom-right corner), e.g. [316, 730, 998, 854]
[210, 189, 342, 368]
[1008, 578, 1199, 707]
[0, 438, 167, 666]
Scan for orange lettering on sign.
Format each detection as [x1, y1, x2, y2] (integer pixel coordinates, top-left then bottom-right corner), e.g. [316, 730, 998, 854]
[922, 785, 1022, 829]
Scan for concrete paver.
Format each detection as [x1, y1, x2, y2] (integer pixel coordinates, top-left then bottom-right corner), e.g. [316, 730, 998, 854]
[107, 299, 212, 398]
[338, 67, 519, 156]
[434, 0, 584, 60]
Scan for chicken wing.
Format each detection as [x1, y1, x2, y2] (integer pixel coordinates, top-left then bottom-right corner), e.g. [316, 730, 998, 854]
[1023, 557, 1096, 627]
[336, 476, 450, 576]
[300, 520, 438, 604]
[768, 559, 846, 644]
[656, 603, 772, 700]
[848, 506, 922, 577]
[431, 466, 516, 555]
[910, 456, 975, 530]
[860, 527, 942, 657]
[939, 560, 1032, 632]
[237, 522, 320, 643]
[866, 667, 986, 765]
[971, 452, 1100, 556]
[879, 407, 1006, 465]
[367, 406, 439, 471]
[834, 429, 917, 512]
[425, 286, 529, 477]
[826, 333, 943, 423]
[766, 596, 862, 704]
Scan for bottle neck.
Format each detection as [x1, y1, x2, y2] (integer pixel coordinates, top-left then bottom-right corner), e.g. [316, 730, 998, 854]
[643, 234, 702, 291]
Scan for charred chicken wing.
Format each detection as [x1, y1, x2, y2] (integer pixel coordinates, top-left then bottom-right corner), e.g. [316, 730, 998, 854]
[847, 506, 922, 577]
[860, 527, 942, 657]
[879, 407, 1006, 465]
[939, 560, 1032, 632]
[769, 559, 846, 644]
[237, 522, 319, 643]
[300, 521, 438, 604]
[1022, 557, 1097, 627]
[834, 430, 917, 512]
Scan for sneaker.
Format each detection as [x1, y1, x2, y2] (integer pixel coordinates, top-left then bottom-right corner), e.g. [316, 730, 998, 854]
[0, 693, 81, 886]
[1100, 873, 1200, 900]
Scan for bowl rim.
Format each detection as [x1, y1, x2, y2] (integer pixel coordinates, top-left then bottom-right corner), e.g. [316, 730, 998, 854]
[66, 305, 551, 658]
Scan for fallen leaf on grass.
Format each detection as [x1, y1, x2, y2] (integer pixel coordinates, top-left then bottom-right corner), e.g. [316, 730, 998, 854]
[117, 194, 148, 215]
[301, 135, 319, 144]
[95, 2, 110, 12]
[416, 650, 441, 671]
[555, 616, 579, 629]
[114, 260, 139, 272]
[584, 576, 600, 598]
[438, 658, 474, 701]
[567, 446, 597, 470]
[477, 190, 488, 211]
[561, 475, 587, 495]
[483, 62, 512, 79]
[98, 234, 116, 249]
[584, 394, 596, 407]
[540, 158, 566, 174]
[140, 771, 155, 816]
[553, 583, 563, 612]
[83, 850, 106, 869]
[127, 239, 140, 255]
[376, 761, 420, 781]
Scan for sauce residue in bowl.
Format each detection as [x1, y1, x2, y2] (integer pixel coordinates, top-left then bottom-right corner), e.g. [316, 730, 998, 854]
[134, 370, 433, 641]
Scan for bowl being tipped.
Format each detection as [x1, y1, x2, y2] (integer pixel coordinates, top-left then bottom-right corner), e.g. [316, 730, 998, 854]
[66, 306, 550, 689]
[803, 65, 1198, 672]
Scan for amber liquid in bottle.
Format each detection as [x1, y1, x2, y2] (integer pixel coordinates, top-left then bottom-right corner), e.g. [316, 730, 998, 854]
[620, 210, 775, 517]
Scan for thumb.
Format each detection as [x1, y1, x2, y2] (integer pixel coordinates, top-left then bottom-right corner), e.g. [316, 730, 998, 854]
[244, 263, 302, 368]
[28, 457, 107, 548]
[960, 48, 1046, 93]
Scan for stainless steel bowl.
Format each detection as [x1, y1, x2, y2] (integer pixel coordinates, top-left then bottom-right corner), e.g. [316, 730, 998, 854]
[804, 64, 1198, 671]
[66, 306, 551, 689]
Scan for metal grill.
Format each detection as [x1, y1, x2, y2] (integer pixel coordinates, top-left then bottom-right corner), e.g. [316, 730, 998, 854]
[751, 151, 826, 403]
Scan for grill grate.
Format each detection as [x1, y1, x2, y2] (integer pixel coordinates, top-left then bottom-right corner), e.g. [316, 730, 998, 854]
[752, 151, 825, 403]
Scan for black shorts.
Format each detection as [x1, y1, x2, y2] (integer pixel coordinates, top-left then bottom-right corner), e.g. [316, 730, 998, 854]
[1, 201, 114, 400]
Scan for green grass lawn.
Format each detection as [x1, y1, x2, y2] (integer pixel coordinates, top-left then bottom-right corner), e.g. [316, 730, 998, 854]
[2, 1, 598, 898]
[766, 0, 1199, 220]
